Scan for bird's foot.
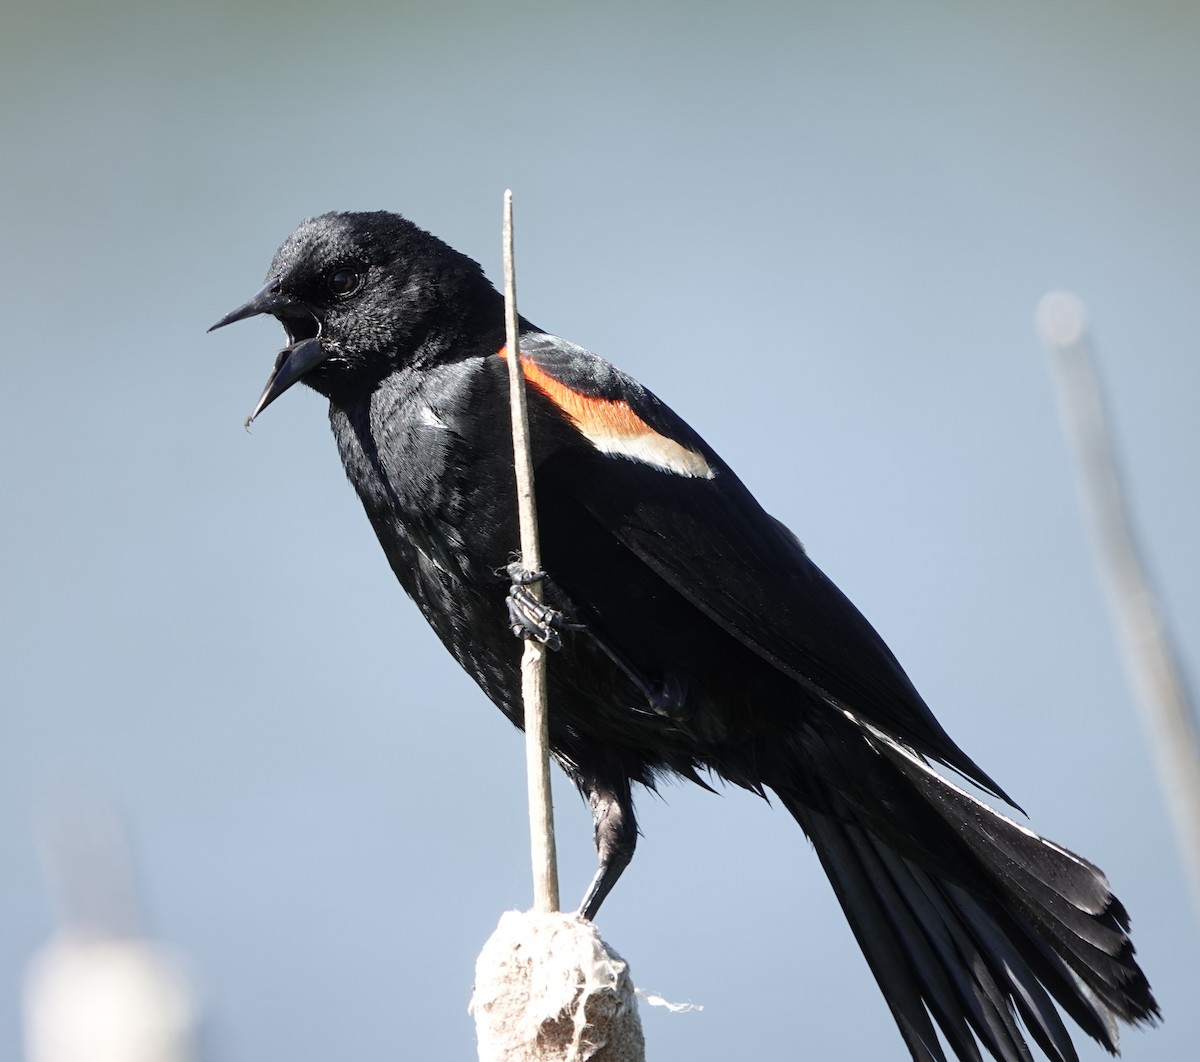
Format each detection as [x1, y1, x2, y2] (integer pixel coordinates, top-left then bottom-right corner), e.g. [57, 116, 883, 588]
[640, 673, 691, 720]
[504, 565, 688, 719]
[581, 630, 691, 720]
[506, 563, 584, 651]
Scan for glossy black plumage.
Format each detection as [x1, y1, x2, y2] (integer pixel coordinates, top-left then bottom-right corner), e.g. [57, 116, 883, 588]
[211, 210, 1158, 1061]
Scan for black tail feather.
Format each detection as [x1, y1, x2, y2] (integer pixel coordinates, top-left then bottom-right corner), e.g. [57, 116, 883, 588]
[800, 809, 954, 1062]
[868, 835, 1038, 1062]
[870, 734, 1157, 1030]
[947, 887, 1082, 1061]
[778, 729, 1159, 1062]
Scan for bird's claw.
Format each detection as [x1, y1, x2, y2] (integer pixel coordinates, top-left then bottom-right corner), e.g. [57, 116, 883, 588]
[639, 673, 692, 720]
[506, 564, 584, 650]
[506, 562, 547, 587]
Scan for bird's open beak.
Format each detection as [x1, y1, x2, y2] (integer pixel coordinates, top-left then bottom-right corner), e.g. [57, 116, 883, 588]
[239, 336, 327, 427]
[209, 278, 329, 426]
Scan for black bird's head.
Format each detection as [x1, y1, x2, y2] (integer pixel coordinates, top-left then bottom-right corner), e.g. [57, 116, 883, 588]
[210, 211, 497, 424]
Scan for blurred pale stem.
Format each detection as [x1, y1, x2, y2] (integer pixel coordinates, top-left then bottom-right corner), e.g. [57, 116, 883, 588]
[503, 190, 560, 914]
[1039, 292, 1200, 920]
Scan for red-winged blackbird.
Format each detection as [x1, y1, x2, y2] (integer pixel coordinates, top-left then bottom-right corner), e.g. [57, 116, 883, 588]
[211, 211, 1157, 1062]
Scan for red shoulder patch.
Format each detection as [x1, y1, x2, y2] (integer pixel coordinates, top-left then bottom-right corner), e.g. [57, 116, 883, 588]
[499, 346, 713, 479]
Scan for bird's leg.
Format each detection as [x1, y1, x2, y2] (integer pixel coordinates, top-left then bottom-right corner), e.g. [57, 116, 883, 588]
[505, 562, 585, 651]
[506, 563, 690, 719]
[578, 778, 638, 921]
[506, 563, 689, 719]
[587, 634, 692, 721]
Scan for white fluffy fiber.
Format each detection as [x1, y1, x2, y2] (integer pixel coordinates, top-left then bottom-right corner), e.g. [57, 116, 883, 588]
[471, 911, 644, 1062]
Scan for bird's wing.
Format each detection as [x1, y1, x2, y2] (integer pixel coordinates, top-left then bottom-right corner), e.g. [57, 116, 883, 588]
[509, 332, 1014, 805]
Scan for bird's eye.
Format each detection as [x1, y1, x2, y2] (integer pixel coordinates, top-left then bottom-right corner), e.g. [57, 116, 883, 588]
[327, 266, 363, 297]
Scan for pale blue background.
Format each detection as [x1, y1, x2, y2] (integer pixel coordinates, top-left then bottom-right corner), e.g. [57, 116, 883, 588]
[2, 2, 1198, 1058]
